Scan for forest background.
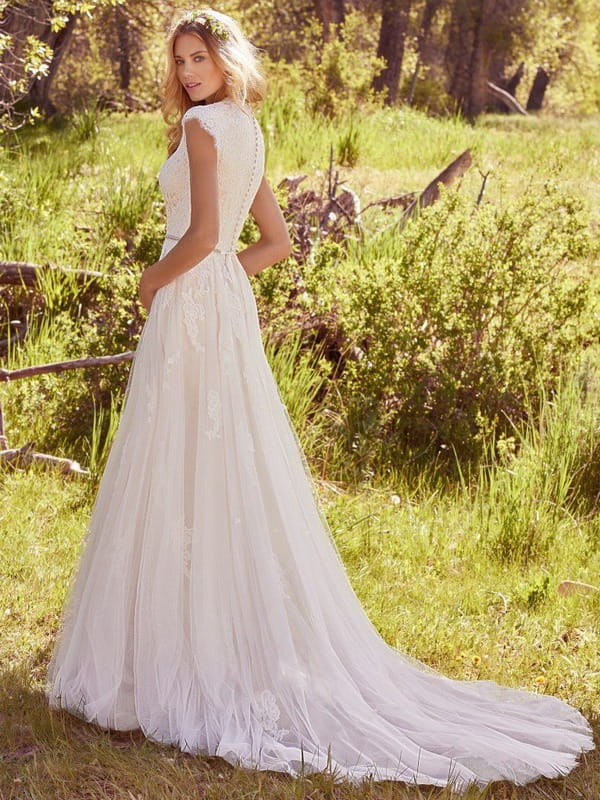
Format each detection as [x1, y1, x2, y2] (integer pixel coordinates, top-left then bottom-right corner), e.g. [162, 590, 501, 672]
[1, 1, 599, 799]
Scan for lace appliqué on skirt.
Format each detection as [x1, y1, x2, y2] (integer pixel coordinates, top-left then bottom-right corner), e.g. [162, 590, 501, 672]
[183, 525, 193, 577]
[182, 273, 210, 352]
[253, 690, 289, 742]
[206, 389, 222, 440]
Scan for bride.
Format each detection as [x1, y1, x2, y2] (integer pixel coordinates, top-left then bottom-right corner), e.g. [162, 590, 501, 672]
[46, 7, 594, 793]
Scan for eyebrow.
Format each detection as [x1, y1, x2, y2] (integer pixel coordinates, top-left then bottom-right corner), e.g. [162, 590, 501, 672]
[175, 49, 208, 57]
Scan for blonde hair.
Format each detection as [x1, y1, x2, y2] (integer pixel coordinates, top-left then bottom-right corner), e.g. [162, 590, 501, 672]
[161, 8, 266, 156]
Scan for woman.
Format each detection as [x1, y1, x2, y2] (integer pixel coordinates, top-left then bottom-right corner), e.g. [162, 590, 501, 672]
[46, 8, 594, 793]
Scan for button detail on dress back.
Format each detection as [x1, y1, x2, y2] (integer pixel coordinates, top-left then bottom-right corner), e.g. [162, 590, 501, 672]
[161, 103, 263, 258]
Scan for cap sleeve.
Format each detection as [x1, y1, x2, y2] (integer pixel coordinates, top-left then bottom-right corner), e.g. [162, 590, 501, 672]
[182, 104, 220, 155]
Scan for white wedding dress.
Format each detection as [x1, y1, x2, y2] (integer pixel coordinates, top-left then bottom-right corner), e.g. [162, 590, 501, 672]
[46, 97, 594, 793]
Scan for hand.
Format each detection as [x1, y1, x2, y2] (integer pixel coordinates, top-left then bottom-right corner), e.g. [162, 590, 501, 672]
[139, 269, 158, 313]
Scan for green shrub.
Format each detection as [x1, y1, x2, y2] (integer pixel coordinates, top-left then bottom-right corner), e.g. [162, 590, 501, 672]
[288, 177, 596, 477]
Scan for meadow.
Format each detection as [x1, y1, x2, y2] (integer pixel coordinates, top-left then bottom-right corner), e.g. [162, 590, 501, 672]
[0, 99, 598, 798]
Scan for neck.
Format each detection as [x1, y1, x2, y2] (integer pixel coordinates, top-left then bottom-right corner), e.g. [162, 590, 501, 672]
[203, 87, 229, 105]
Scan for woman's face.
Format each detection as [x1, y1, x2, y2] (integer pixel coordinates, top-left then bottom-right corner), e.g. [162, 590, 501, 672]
[174, 32, 226, 104]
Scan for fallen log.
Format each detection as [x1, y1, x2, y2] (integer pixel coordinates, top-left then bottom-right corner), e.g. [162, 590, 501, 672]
[557, 580, 599, 597]
[0, 442, 88, 476]
[0, 260, 104, 286]
[0, 351, 135, 382]
[362, 192, 417, 213]
[0, 351, 133, 475]
[402, 149, 473, 221]
[0, 442, 33, 461]
[486, 81, 528, 115]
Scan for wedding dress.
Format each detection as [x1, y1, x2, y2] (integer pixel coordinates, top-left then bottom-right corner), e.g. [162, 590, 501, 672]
[46, 97, 594, 793]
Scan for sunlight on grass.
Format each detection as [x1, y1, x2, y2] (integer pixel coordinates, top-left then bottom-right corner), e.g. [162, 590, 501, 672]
[0, 462, 598, 798]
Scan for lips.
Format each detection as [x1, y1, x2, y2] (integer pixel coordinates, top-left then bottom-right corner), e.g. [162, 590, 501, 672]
[185, 82, 200, 88]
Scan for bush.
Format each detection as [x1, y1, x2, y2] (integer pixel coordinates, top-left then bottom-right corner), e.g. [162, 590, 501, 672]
[276, 177, 597, 478]
[2, 249, 144, 463]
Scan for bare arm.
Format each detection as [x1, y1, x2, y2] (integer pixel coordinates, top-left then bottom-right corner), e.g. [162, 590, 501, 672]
[139, 117, 219, 310]
[237, 177, 291, 277]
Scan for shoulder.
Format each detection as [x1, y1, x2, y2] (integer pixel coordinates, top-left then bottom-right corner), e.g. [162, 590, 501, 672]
[182, 98, 253, 130]
[183, 99, 260, 154]
[183, 101, 219, 125]
[182, 102, 221, 142]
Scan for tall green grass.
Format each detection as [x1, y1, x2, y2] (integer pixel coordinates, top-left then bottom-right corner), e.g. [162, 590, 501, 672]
[264, 329, 331, 467]
[475, 366, 600, 564]
[98, 167, 161, 242]
[82, 392, 123, 479]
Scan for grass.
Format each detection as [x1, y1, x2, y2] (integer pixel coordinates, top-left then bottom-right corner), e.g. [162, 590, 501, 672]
[1, 365, 599, 798]
[0, 453, 598, 798]
[258, 102, 600, 235]
[3, 103, 600, 258]
[1, 98, 599, 797]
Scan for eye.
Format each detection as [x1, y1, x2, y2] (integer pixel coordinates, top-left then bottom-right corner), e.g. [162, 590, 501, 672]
[194, 56, 205, 62]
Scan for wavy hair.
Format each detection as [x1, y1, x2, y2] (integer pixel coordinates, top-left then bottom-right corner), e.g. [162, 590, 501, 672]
[161, 8, 266, 156]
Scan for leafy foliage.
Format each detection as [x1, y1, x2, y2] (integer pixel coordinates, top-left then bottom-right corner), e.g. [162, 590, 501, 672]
[255, 176, 596, 477]
[302, 10, 385, 117]
[2, 99, 599, 488]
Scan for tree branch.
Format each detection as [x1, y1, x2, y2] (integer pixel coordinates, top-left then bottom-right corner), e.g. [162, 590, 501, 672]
[0, 261, 104, 286]
[0, 352, 135, 382]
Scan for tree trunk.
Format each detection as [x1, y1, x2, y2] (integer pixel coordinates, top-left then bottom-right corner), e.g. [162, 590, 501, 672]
[115, 5, 131, 92]
[314, 0, 346, 41]
[372, 0, 412, 105]
[447, 0, 511, 117]
[27, 12, 79, 114]
[407, 0, 443, 105]
[332, 0, 345, 26]
[467, 0, 494, 117]
[506, 61, 524, 96]
[0, 0, 50, 109]
[446, 0, 472, 111]
[526, 67, 549, 110]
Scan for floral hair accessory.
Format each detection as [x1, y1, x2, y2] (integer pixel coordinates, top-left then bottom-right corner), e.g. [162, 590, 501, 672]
[184, 9, 229, 41]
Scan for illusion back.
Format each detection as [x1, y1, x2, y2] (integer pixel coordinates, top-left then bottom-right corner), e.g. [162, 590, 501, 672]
[159, 99, 264, 251]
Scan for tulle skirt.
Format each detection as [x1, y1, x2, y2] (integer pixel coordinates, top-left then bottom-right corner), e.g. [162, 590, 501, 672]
[46, 245, 595, 793]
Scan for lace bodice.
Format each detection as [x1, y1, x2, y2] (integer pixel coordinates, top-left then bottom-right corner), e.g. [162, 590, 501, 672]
[158, 98, 264, 251]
